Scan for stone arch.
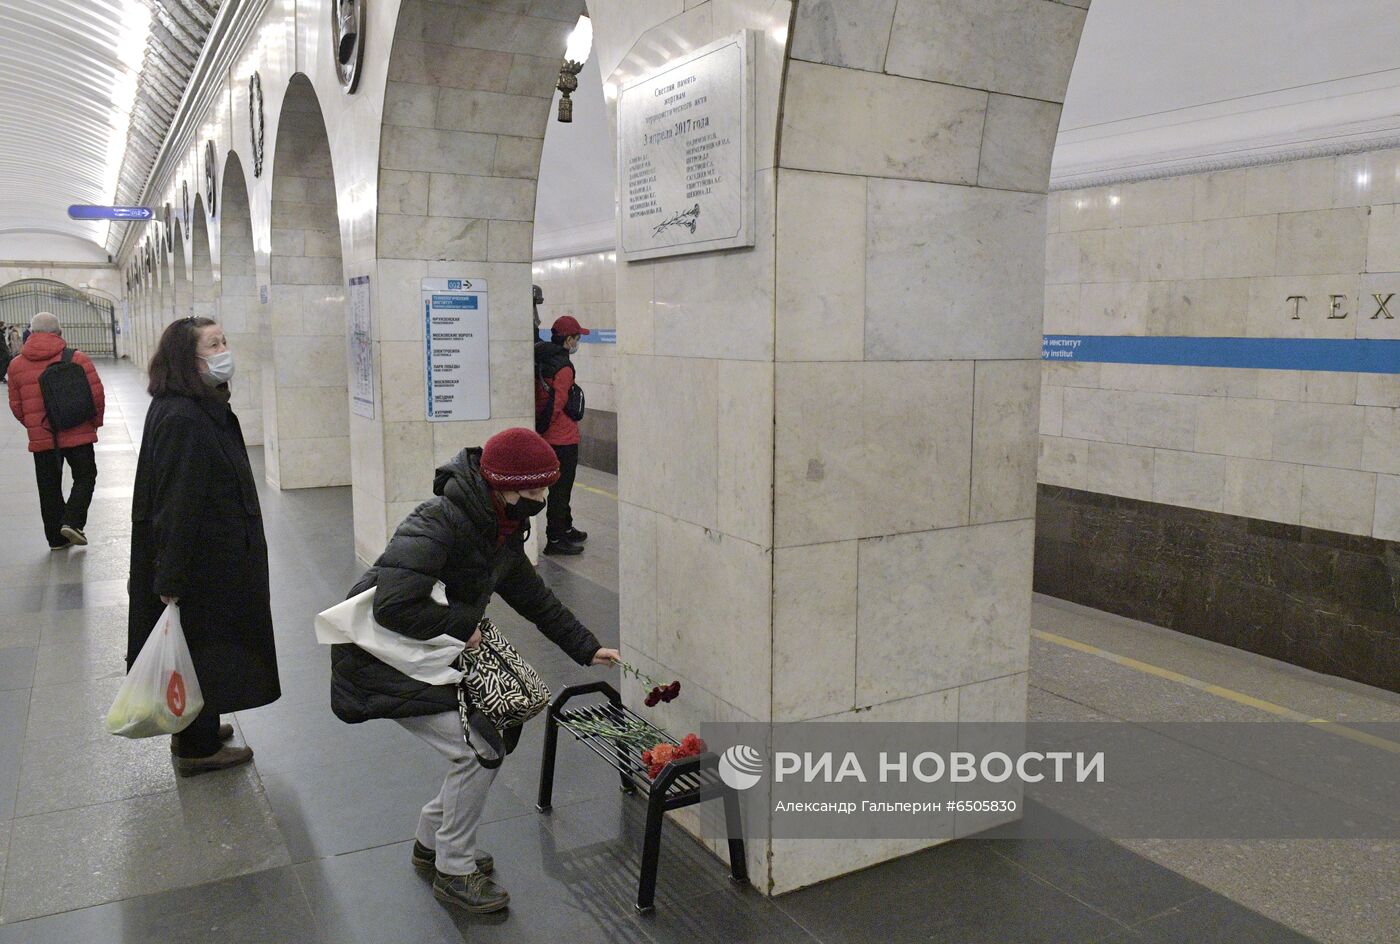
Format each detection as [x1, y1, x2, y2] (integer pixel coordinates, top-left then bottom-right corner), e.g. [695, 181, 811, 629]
[220, 151, 264, 444]
[171, 217, 192, 322]
[266, 73, 350, 490]
[365, 0, 583, 552]
[158, 229, 175, 339]
[191, 195, 217, 323]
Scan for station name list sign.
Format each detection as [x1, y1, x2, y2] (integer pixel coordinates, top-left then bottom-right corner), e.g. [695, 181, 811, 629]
[618, 31, 755, 261]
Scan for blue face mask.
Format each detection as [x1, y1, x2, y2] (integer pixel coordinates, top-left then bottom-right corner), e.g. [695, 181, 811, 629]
[200, 350, 235, 386]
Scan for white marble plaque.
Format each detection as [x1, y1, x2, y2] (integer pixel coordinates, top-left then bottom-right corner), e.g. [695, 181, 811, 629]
[618, 31, 755, 261]
[421, 278, 490, 422]
[348, 274, 374, 419]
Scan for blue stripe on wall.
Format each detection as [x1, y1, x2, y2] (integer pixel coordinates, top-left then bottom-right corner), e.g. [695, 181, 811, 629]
[538, 328, 616, 344]
[1043, 335, 1400, 374]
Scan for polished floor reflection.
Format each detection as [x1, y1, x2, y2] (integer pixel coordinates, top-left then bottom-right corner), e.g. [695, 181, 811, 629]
[0, 361, 1393, 942]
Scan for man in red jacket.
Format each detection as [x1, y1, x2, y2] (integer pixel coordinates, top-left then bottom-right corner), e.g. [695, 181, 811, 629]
[534, 315, 588, 556]
[7, 312, 106, 550]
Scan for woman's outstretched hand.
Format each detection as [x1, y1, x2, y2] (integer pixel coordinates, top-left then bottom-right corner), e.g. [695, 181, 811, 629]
[592, 647, 620, 666]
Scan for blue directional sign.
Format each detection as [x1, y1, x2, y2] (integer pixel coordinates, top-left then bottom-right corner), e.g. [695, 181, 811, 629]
[67, 205, 155, 221]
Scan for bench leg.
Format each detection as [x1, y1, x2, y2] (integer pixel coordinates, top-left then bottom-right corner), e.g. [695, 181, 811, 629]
[617, 740, 636, 795]
[635, 790, 666, 913]
[536, 711, 559, 812]
[723, 787, 748, 883]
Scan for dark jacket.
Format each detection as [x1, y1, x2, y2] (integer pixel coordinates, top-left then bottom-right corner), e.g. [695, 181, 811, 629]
[330, 447, 601, 723]
[127, 392, 280, 714]
[7, 333, 105, 452]
[534, 340, 579, 447]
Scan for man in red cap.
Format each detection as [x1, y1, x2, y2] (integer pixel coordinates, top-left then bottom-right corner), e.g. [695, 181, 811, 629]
[534, 314, 589, 555]
[332, 427, 620, 914]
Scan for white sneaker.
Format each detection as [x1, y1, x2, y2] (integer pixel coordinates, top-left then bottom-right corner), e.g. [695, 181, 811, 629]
[59, 525, 87, 546]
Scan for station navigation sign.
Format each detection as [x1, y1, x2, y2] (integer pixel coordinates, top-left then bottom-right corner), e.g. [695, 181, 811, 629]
[67, 205, 155, 221]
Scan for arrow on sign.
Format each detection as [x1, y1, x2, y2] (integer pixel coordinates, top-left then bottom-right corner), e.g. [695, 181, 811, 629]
[67, 205, 155, 221]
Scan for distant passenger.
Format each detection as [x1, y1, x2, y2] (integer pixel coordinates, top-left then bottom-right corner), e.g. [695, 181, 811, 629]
[0, 321, 11, 382]
[127, 317, 280, 775]
[533, 314, 589, 555]
[331, 427, 620, 914]
[6, 312, 105, 550]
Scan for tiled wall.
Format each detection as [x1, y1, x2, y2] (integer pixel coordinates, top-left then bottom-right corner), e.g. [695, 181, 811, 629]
[1041, 149, 1400, 542]
[532, 251, 619, 472]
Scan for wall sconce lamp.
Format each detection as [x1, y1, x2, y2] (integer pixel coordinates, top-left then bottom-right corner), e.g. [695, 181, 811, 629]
[557, 16, 593, 123]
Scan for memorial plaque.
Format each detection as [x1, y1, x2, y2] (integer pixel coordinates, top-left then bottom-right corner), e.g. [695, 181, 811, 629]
[618, 31, 755, 261]
[348, 274, 374, 419]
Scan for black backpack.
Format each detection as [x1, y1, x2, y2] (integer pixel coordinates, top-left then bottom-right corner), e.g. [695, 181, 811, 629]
[534, 362, 556, 435]
[39, 349, 97, 450]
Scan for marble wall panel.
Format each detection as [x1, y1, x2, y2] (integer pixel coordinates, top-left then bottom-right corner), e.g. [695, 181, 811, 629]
[1084, 440, 1154, 501]
[717, 360, 774, 547]
[977, 94, 1061, 194]
[1271, 401, 1366, 469]
[1358, 374, 1400, 408]
[772, 540, 858, 722]
[1222, 457, 1302, 525]
[866, 179, 1045, 360]
[1038, 435, 1089, 490]
[774, 360, 973, 546]
[884, 0, 1085, 103]
[1245, 274, 1360, 340]
[1362, 406, 1400, 474]
[1300, 465, 1376, 534]
[654, 517, 772, 721]
[855, 519, 1033, 705]
[970, 360, 1040, 524]
[1194, 397, 1274, 459]
[1375, 474, 1400, 540]
[617, 353, 718, 529]
[780, 60, 986, 184]
[1275, 207, 1369, 279]
[789, 0, 898, 72]
[1192, 168, 1249, 220]
[1151, 448, 1224, 512]
[1242, 156, 1336, 216]
[775, 169, 866, 361]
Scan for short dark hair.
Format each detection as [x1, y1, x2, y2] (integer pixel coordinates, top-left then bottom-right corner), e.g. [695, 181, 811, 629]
[148, 317, 218, 399]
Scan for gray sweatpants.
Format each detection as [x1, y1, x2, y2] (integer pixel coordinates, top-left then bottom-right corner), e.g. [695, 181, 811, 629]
[395, 711, 498, 876]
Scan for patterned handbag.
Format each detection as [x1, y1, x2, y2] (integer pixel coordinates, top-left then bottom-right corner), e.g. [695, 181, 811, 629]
[455, 618, 551, 768]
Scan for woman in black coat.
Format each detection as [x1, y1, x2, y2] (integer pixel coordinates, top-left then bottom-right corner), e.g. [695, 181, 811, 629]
[127, 316, 279, 776]
[331, 428, 619, 914]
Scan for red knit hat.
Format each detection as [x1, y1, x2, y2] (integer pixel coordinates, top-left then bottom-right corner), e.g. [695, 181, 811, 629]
[480, 428, 560, 490]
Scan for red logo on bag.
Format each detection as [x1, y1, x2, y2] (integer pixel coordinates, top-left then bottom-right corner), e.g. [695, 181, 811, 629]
[166, 672, 187, 717]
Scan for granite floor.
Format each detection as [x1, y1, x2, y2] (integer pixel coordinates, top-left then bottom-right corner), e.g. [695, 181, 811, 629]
[0, 360, 1393, 942]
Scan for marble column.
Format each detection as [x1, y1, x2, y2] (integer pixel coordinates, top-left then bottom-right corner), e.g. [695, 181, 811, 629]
[604, 0, 1088, 894]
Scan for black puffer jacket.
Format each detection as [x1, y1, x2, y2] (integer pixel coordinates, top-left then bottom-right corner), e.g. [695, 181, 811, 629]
[330, 448, 601, 723]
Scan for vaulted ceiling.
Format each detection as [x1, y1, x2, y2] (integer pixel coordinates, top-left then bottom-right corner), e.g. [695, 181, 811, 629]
[0, 0, 220, 256]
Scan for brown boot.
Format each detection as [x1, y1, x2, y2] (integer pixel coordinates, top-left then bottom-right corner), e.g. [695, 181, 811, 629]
[175, 745, 254, 778]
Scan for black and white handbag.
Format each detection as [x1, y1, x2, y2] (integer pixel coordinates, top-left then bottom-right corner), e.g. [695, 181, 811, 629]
[455, 618, 551, 768]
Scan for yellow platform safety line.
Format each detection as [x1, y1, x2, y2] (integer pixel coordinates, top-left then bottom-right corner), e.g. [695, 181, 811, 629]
[575, 482, 1400, 755]
[1032, 629, 1400, 755]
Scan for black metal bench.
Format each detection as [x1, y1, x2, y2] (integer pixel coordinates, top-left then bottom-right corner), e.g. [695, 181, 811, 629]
[536, 681, 748, 913]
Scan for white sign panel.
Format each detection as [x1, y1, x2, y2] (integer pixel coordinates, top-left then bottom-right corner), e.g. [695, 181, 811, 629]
[348, 274, 374, 419]
[618, 31, 755, 261]
[421, 278, 490, 422]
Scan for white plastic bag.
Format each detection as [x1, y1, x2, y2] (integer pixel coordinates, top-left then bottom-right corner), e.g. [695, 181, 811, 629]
[313, 581, 466, 685]
[105, 603, 204, 738]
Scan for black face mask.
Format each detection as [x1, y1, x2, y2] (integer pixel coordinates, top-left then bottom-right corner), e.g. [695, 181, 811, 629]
[507, 496, 547, 521]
